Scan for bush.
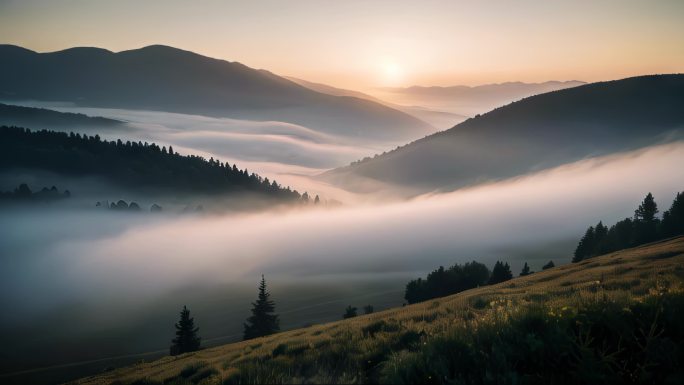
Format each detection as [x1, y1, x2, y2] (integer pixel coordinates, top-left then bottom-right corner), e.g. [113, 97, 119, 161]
[380, 293, 684, 384]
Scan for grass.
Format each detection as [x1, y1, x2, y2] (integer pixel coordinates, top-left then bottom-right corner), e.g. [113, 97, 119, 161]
[72, 236, 684, 385]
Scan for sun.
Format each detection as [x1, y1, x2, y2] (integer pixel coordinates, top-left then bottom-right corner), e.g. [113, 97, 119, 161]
[381, 61, 404, 86]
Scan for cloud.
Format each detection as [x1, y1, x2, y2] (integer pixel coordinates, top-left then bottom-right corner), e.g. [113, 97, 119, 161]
[2, 141, 681, 312]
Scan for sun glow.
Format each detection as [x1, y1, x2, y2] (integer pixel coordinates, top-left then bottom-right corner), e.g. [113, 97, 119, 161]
[381, 61, 404, 86]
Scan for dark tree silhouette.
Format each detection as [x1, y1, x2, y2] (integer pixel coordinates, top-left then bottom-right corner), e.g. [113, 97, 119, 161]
[0, 183, 71, 203]
[170, 305, 201, 356]
[572, 192, 683, 263]
[634, 193, 659, 222]
[343, 305, 358, 319]
[243, 275, 280, 340]
[661, 192, 684, 238]
[0, 126, 305, 201]
[633, 193, 660, 245]
[488, 261, 512, 285]
[573, 226, 595, 262]
[542, 261, 555, 270]
[363, 305, 374, 314]
[519, 262, 532, 276]
[405, 261, 490, 304]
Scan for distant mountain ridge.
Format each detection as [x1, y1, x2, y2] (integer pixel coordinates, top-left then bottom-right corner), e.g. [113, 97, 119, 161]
[0, 44, 432, 141]
[286, 76, 468, 129]
[376, 80, 586, 116]
[390, 80, 585, 94]
[324, 74, 684, 194]
[0, 102, 122, 130]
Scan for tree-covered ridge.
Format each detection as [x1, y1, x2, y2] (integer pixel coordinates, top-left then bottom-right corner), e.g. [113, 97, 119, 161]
[0, 126, 307, 201]
[404, 261, 492, 304]
[0, 102, 121, 128]
[0, 183, 71, 202]
[573, 191, 684, 262]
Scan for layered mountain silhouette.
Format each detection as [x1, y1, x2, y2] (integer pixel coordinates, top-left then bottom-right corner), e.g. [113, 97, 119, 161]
[324, 75, 684, 194]
[0, 44, 431, 141]
[0, 102, 122, 130]
[376, 80, 586, 116]
[286, 76, 468, 129]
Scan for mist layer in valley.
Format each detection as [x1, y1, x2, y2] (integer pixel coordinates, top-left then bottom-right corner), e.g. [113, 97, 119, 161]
[1, 141, 682, 381]
[2, 102, 399, 203]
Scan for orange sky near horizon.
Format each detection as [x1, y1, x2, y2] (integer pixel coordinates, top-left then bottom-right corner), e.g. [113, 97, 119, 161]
[1, 0, 683, 91]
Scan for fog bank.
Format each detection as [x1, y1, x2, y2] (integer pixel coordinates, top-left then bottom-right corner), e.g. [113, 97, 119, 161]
[2, 141, 681, 313]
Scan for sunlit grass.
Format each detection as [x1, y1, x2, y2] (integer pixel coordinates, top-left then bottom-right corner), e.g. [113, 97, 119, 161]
[74, 237, 684, 385]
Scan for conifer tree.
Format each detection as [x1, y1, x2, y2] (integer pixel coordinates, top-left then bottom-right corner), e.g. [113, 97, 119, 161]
[489, 261, 513, 284]
[170, 305, 201, 355]
[243, 275, 280, 340]
[573, 226, 595, 262]
[633, 193, 660, 244]
[343, 305, 358, 319]
[542, 261, 555, 270]
[363, 305, 374, 314]
[660, 192, 684, 238]
[634, 193, 658, 222]
[519, 262, 532, 276]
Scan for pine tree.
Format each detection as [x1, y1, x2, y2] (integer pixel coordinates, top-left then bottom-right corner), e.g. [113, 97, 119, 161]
[634, 193, 658, 222]
[243, 275, 280, 340]
[660, 192, 684, 238]
[343, 305, 358, 319]
[573, 226, 595, 262]
[633, 193, 660, 245]
[519, 262, 532, 276]
[593, 221, 608, 254]
[170, 305, 201, 355]
[489, 261, 513, 284]
[542, 261, 555, 270]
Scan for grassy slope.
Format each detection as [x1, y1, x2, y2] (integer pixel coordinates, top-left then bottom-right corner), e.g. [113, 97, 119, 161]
[73, 236, 684, 384]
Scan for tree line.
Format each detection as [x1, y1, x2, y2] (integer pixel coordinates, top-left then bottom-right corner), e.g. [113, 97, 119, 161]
[168, 191, 684, 355]
[0, 183, 70, 202]
[0, 126, 313, 202]
[403, 258, 556, 304]
[573, 191, 684, 262]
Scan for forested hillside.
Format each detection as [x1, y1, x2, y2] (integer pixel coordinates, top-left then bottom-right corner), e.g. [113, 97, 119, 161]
[0, 126, 305, 200]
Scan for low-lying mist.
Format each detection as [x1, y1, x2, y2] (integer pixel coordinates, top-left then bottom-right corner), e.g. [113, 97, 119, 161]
[8, 102, 400, 177]
[2, 141, 682, 310]
[0, 140, 682, 379]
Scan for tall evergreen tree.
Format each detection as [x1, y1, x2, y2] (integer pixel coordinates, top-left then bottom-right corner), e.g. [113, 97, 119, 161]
[243, 275, 280, 340]
[519, 262, 532, 276]
[489, 261, 513, 284]
[343, 305, 358, 319]
[661, 192, 684, 238]
[634, 193, 659, 222]
[170, 305, 201, 355]
[593, 221, 607, 250]
[573, 226, 595, 262]
[633, 193, 660, 245]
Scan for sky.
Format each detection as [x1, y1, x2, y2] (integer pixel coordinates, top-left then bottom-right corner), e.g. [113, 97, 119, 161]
[1, 0, 683, 90]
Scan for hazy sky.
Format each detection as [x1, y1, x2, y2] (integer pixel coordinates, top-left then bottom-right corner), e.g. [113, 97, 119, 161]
[1, 0, 683, 89]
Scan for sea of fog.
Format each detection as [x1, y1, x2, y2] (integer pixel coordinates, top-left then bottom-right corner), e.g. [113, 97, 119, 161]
[8, 102, 409, 201]
[0, 140, 682, 383]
